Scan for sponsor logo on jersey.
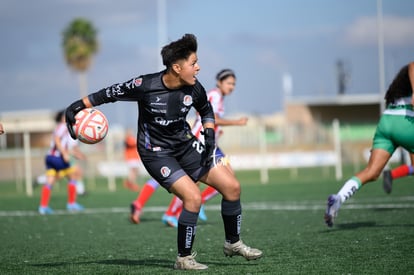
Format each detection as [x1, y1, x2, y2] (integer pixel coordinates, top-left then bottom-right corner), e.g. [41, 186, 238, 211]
[151, 108, 167, 114]
[154, 117, 184, 126]
[150, 96, 166, 106]
[183, 95, 193, 106]
[106, 84, 124, 96]
[160, 166, 171, 177]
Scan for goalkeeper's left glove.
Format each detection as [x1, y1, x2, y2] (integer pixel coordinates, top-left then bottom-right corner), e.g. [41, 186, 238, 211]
[201, 128, 215, 167]
[65, 99, 86, 139]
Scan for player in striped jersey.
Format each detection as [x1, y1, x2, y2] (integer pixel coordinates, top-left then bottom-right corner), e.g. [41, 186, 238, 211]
[38, 110, 84, 214]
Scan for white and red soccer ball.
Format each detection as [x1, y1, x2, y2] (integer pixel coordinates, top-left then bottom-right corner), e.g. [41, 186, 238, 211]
[73, 108, 108, 144]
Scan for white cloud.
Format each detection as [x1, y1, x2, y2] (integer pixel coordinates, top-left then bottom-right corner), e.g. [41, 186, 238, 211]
[255, 50, 285, 70]
[345, 15, 414, 46]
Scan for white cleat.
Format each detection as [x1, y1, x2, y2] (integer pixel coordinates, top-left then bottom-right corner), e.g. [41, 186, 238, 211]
[174, 252, 208, 270]
[223, 240, 263, 260]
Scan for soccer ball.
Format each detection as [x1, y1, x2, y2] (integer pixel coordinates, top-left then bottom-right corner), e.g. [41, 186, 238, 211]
[73, 108, 108, 144]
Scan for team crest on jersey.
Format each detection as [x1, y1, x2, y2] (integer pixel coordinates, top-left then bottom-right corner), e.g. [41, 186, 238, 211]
[134, 78, 142, 87]
[160, 166, 171, 177]
[183, 95, 193, 106]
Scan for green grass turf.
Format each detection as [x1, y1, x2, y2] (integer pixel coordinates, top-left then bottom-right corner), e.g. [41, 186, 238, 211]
[0, 166, 414, 274]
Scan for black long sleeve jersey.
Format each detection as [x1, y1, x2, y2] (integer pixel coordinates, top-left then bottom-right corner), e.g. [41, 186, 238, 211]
[88, 71, 215, 152]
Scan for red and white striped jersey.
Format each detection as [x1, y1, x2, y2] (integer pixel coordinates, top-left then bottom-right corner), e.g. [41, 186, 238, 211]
[192, 88, 224, 143]
[47, 122, 71, 157]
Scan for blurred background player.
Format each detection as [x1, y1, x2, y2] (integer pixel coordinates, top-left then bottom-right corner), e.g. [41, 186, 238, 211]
[325, 61, 414, 227]
[129, 69, 248, 227]
[34, 120, 87, 196]
[68, 136, 87, 195]
[0, 122, 4, 135]
[38, 110, 84, 214]
[123, 128, 141, 192]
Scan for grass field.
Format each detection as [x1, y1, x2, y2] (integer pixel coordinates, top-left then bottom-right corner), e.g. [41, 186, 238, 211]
[1, 166, 414, 274]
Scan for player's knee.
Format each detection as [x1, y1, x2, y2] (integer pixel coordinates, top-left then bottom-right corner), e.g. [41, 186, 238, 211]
[183, 191, 202, 207]
[232, 183, 241, 197]
[183, 195, 202, 213]
[223, 179, 241, 199]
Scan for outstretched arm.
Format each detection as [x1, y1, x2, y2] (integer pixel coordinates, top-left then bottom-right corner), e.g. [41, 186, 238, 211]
[65, 76, 144, 139]
[215, 114, 248, 127]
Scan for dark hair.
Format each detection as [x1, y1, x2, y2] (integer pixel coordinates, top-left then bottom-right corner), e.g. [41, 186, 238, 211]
[161, 34, 198, 69]
[216, 69, 236, 81]
[55, 110, 65, 123]
[384, 64, 410, 106]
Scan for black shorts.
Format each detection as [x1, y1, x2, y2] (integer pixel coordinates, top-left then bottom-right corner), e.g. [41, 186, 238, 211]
[139, 138, 210, 190]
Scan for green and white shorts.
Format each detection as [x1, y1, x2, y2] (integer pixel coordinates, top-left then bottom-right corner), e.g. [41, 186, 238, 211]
[373, 97, 414, 154]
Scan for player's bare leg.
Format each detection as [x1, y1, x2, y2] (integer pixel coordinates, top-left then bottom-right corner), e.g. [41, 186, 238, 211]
[325, 149, 390, 227]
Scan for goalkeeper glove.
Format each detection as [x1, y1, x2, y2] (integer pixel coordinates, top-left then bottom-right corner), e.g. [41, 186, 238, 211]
[65, 99, 86, 139]
[201, 128, 215, 167]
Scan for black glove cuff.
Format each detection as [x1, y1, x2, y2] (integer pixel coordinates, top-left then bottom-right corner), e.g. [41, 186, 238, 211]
[70, 99, 86, 113]
[203, 128, 215, 139]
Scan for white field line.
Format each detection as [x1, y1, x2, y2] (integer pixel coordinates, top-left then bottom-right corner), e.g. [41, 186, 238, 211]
[1, 198, 414, 217]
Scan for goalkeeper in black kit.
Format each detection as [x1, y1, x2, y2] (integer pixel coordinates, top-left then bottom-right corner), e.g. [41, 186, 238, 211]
[65, 33, 262, 270]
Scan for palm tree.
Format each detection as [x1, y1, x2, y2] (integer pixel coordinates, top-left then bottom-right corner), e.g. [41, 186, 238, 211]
[62, 18, 98, 97]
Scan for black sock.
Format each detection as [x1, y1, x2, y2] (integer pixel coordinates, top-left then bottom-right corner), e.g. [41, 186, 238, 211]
[177, 208, 198, 257]
[221, 199, 242, 244]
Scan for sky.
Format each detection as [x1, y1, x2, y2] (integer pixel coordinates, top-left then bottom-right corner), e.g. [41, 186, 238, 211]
[1, 0, 414, 128]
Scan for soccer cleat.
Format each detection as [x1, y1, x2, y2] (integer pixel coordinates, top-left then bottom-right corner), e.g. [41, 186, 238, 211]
[162, 214, 178, 228]
[174, 252, 208, 270]
[129, 203, 142, 224]
[67, 202, 84, 212]
[324, 194, 341, 227]
[198, 204, 208, 221]
[223, 240, 263, 260]
[38, 206, 54, 215]
[383, 170, 393, 194]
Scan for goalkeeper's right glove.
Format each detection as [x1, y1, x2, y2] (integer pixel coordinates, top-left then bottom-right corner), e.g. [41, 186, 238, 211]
[65, 99, 86, 139]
